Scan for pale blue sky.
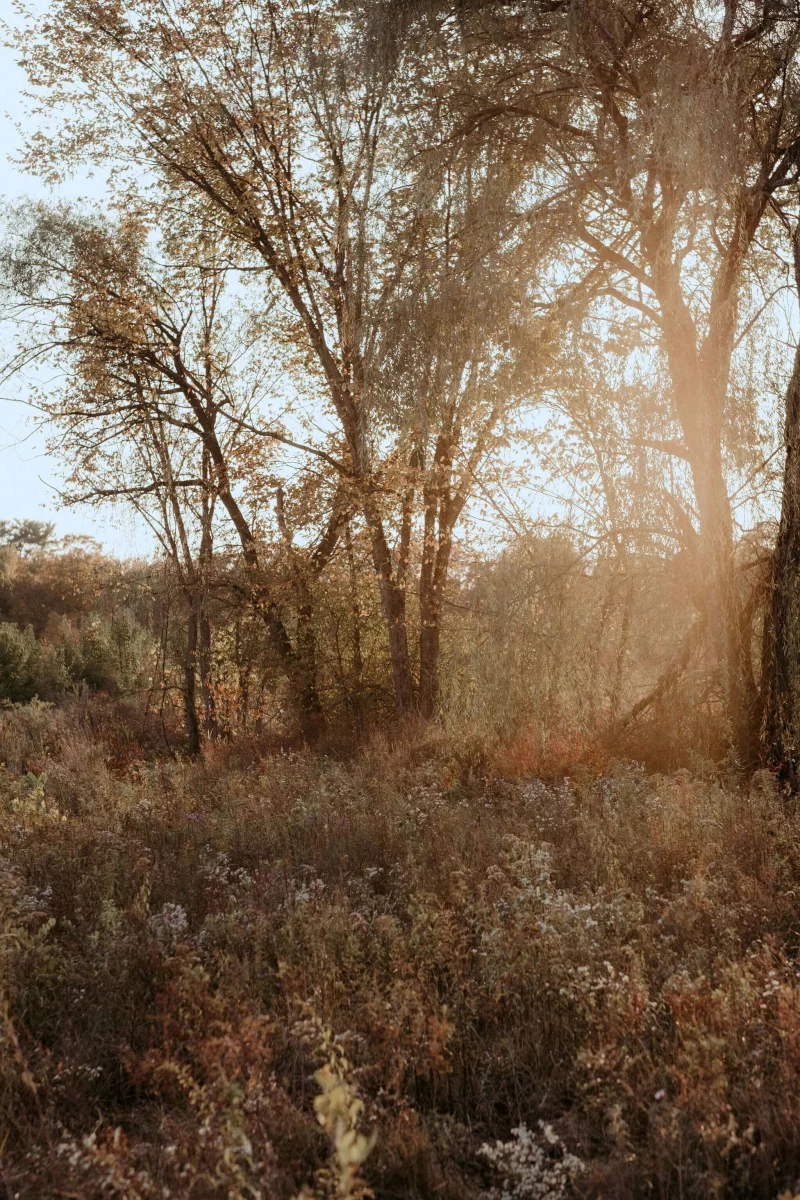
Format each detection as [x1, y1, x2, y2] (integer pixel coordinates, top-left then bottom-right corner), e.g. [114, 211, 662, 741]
[0, 6, 789, 561]
[0, 14, 153, 556]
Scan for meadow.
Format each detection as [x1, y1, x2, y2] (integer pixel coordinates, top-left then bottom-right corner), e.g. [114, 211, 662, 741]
[3, 8, 800, 1193]
[2, 701, 800, 1199]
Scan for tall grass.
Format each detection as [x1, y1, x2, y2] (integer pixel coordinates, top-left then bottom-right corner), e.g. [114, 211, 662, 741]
[2, 702, 800, 1197]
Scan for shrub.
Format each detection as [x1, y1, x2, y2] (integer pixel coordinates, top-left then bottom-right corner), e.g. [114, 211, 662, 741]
[0, 622, 41, 702]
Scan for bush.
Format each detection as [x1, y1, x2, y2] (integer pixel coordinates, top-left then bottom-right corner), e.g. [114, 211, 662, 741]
[0, 622, 40, 702]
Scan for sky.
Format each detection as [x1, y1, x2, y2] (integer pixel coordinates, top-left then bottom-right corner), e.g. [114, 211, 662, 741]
[0, 7, 789, 565]
[0, 17, 154, 558]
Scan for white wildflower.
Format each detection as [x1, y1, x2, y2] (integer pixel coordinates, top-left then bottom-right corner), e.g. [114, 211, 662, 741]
[479, 1122, 585, 1200]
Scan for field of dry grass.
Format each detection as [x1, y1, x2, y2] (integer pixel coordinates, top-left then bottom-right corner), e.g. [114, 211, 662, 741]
[2, 701, 800, 1198]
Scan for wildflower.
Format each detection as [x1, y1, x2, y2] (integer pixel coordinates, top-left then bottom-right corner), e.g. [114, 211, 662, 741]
[479, 1122, 585, 1200]
[150, 902, 189, 942]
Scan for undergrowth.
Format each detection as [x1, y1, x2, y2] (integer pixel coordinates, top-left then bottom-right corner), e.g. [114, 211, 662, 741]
[2, 702, 800, 1197]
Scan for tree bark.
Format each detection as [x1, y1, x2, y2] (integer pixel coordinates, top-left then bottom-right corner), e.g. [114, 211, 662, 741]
[361, 492, 415, 716]
[418, 423, 477, 720]
[418, 477, 440, 720]
[197, 515, 217, 741]
[198, 603, 217, 740]
[381, 572, 415, 716]
[198, 456, 218, 741]
[345, 521, 364, 720]
[275, 485, 354, 740]
[647, 251, 755, 754]
[762, 243, 800, 779]
[685, 391, 755, 754]
[418, 504, 455, 720]
[295, 599, 324, 739]
[609, 573, 633, 723]
[184, 598, 202, 756]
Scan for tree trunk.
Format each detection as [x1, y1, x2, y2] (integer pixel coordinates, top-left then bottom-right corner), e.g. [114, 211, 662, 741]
[184, 599, 201, 756]
[198, 604, 217, 740]
[345, 521, 364, 721]
[362, 495, 415, 717]
[689, 416, 755, 755]
[418, 471, 458, 721]
[295, 598, 324, 740]
[382, 577, 414, 716]
[274, 485, 333, 740]
[418, 482, 439, 721]
[639, 194, 767, 756]
[418, 611, 441, 721]
[763, 325, 800, 780]
[197, 503, 218, 741]
[651, 270, 753, 754]
[419, 512, 455, 721]
[609, 573, 634, 722]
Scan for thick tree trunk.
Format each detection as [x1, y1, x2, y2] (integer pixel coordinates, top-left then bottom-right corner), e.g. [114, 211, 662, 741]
[763, 334, 800, 780]
[652, 272, 754, 754]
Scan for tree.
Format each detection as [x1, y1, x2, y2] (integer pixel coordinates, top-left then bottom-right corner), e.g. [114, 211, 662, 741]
[0, 520, 55, 557]
[11, 0, 412, 713]
[449, 0, 800, 752]
[1, 204, 349, 738]
[362, 116, 573, 715]
[762, 222, 800, 780]
[12, 0, 571, 719]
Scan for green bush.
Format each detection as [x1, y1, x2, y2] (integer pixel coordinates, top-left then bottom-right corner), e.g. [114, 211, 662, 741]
[0, 622, 41, 702]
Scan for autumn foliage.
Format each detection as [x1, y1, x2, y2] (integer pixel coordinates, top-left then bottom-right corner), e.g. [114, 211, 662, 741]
[5, 0, 800, 1196]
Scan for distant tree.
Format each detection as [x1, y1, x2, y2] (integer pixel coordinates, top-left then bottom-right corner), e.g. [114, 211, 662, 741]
[0, 520, 55, 557]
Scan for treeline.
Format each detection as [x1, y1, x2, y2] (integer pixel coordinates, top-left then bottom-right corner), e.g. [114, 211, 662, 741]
[0, 515, 724, 766]
[0, 522, 150, 703]
[3, 0, 800, 766]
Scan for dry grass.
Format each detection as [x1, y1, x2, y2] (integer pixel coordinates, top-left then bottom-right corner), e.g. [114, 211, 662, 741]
[2, 702, 800, 1197]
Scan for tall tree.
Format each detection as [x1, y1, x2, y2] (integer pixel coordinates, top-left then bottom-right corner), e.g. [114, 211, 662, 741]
[763, 223, 800, 780]
[368, 141, 567, 717]
[14, 0, 419, 713]
[13, 0, 570, 718]
[450, 0, 800, 751]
